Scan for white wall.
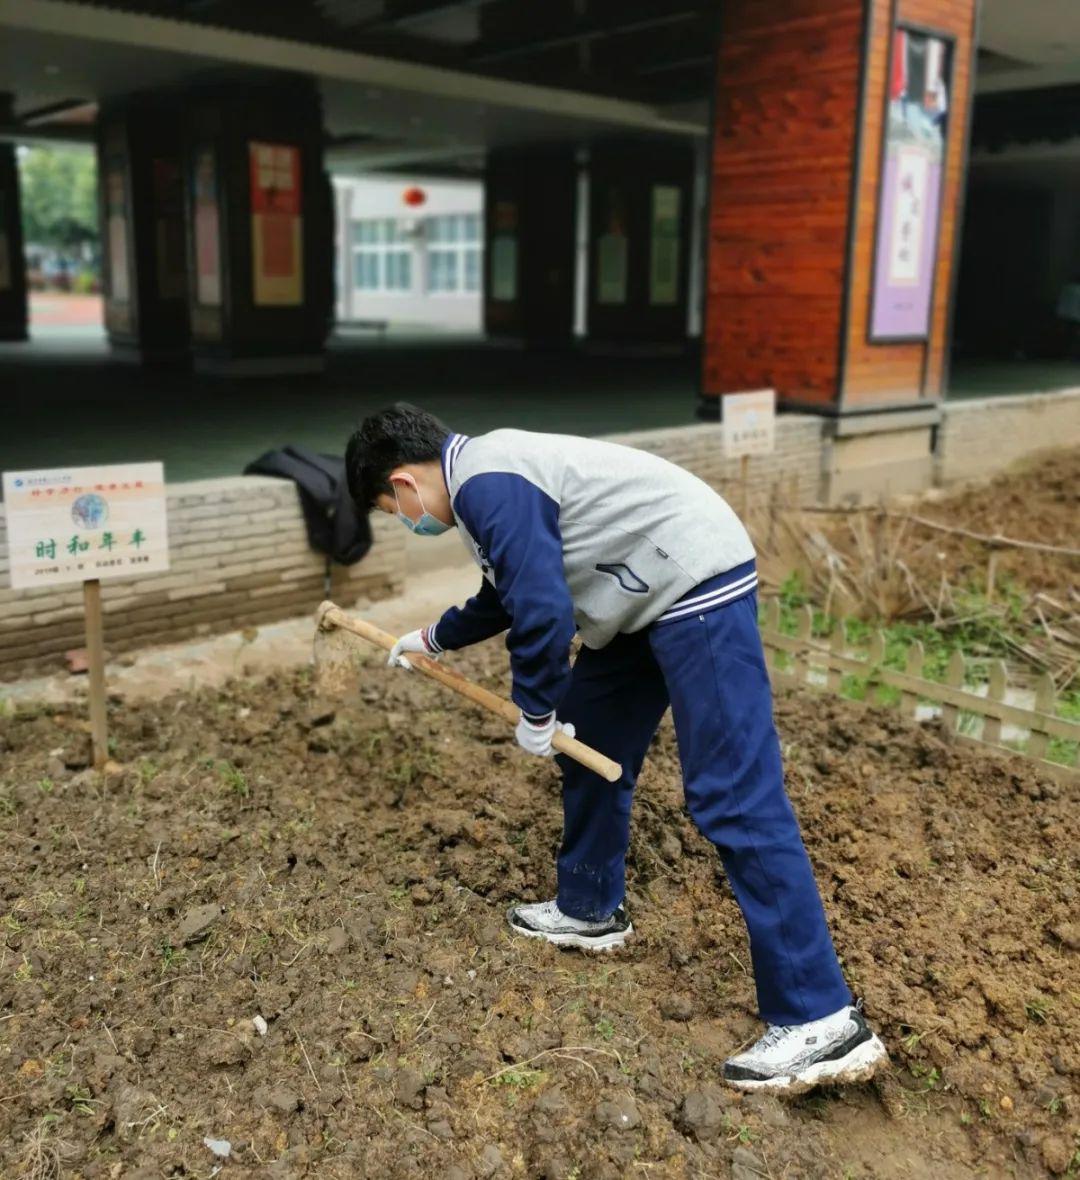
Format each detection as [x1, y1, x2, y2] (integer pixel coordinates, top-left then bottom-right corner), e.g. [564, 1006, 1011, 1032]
[333, 175, 483, 331]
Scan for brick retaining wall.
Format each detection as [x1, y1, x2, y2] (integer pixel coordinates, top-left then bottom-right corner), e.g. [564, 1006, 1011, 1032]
[936, 387, 1080, 485]
[606, 414, 826, 509]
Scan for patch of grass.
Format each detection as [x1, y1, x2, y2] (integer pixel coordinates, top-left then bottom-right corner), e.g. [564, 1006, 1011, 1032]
[37, 777, 55, 794]
[159, 940, 186, 975]
[594, 1017, 615, 1042]
[775, 575, 1080, 767]
[900, 1029, 923, 1054]
[136, 759, 159, 786]
[65, 1084, 95, 1116]
[490, 1067, 545, 1090]
[217, 760, 248, 798]
[1025, 996, 1051, 1024]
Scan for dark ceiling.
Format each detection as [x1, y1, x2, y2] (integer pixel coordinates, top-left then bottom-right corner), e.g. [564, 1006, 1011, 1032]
[73, 0, 721, 105]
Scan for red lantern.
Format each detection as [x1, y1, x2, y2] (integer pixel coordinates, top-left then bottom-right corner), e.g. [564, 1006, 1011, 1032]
[402, 186, 426, 208]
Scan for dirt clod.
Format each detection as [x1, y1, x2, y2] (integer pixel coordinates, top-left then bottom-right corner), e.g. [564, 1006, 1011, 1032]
[1041, 1135, 1073, 1175]
[394, 1067, 427, 1110]
[477, 1143, 504, 1176]
[677, 1088, 725, 1141]
[658, 994, 694, 1021]
[174, 902, 223, 943]
[731, 1145, 768, 1180]
[260, 1086, 300, 1115]
[595, 1091, 640, 1131]
[323, 925, 349, 954]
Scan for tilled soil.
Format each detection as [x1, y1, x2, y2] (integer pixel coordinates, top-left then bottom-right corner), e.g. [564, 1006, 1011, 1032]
[1, 643, 1077, 1179]
[912, 447, 1079, 605]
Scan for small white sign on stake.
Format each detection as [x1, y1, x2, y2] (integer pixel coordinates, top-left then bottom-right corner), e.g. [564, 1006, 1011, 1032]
[3, 462, 168, 589]
[2, 462, 169, 769]
[722, 388, 776, 459]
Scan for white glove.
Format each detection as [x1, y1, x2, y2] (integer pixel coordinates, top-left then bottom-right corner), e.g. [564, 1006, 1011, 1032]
[387, 625, 441, 671]
[515, 712, 576, 758]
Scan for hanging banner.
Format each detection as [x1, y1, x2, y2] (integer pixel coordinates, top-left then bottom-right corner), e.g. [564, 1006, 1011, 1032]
[249, 141, 303, 306]
[3, 462, 169, 591]
[106, 166, 130, 304]
[193, 148, 221, 308]
[490, 200, 518, 302]
[597, 185, 629, 306]
[649, 185, 681, 306]
[869, 27, 952, 342]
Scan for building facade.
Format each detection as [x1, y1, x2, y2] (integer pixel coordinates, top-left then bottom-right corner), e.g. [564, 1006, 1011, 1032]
[334, 176, 483, 332]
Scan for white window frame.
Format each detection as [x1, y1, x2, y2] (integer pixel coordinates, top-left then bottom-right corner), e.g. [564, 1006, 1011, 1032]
[425, 213, 482, 296]
[350, 218, 414, 295]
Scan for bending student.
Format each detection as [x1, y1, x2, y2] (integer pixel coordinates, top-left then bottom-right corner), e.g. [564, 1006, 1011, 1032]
[345, 404, 888, 1093]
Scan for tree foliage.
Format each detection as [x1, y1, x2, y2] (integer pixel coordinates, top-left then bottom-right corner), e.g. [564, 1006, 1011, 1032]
[19, 147, 99, 251]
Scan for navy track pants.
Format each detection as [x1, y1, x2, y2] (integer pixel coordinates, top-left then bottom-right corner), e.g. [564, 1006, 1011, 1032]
[554, 590, 851, 1026]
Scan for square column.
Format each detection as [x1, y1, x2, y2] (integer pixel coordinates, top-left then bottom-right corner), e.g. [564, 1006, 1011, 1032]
[180, 77, 333, 376]
[97, 96, 189, 364]
[0, 96, 29, 343]
[702, 0, 978, 497]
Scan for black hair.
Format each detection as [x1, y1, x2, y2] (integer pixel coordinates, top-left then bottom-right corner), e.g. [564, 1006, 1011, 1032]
[345, 403, 451, 511]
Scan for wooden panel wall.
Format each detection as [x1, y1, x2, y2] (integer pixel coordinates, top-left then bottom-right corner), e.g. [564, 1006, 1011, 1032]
[841, 0, 977, 406]
[703, 0, 865, 406]
[703, 0, 977, 411]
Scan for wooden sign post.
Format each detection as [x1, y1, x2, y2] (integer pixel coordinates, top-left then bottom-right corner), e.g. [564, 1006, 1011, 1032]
[2, 463, 169, 770]
[83, 579, 109, 769]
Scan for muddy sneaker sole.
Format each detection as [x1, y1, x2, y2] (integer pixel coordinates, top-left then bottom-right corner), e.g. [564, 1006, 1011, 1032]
[507, 909, 632, 952]
[724, 1033, 888, 1094]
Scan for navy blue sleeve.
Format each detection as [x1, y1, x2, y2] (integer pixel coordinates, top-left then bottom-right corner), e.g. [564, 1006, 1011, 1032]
[452, 472, 576, 718]
[431, 578, 511, 651]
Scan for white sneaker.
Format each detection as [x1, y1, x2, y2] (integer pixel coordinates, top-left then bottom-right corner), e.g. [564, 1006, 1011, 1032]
[507, 899, 632, 951]
[723, 1004, 888, 1093]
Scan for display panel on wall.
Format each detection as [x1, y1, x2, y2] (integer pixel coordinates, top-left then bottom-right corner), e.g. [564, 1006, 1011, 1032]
[597, 185, 628, 306]
[649, 185, 681, 307]
[192, 148, 221, 309]
[490, 200, 517, 303]
[249, 141, 303, 307]
[869, 25, 953, 343]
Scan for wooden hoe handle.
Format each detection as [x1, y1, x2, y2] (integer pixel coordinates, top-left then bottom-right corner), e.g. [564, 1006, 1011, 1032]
[317, 601, 622, 783]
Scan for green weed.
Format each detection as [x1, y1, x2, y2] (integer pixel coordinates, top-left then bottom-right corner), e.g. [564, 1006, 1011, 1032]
[217, 760, 248, 798]
[594, 1017, 615, 1042]
[491, 1067, 545, 1090]
[66, 1084, 95, 1116]
[159, 940, 186, 974]
[1025, 996, 1051, 1024]
[136, 759, 159, 786]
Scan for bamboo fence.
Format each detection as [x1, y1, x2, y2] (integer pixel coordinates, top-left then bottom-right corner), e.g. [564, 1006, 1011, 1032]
[759, 600, 1079, 782]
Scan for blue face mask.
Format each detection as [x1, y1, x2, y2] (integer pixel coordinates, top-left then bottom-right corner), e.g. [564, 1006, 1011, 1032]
[393, 480, 452, 536]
